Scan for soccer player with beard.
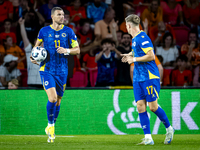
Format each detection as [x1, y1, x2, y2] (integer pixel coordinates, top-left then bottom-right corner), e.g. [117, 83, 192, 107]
[30, 7, 80, 143]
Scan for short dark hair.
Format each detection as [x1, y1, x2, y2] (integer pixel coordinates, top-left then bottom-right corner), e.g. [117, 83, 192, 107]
[125, 14, 140, 26]
[51, 7, 63, 15]
[122, 32, 132, 39]
[101, 38, 116, 46]
[176, 55, 188, 62]
[188, 28, 198, 40]
[162, 32, 174, 48]
[3, 18, 12, 24]
[63, 9, 70, 15]
[103, 6, 114, 19]
[79, 18, 91, 27]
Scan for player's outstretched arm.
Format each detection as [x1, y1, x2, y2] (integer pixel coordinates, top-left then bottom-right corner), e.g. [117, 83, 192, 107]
[120, 51, 132, 57]
[121, 51, 133, 63]
[135, 50, 155, 62]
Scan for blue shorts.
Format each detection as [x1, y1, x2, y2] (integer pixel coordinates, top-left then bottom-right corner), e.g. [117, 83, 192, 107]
[133, 79, 160, 102]
[40, 71, 67, 97]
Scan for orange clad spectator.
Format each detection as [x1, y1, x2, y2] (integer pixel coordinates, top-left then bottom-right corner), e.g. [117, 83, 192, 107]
[76, 19, 93, 47]
[141, 0, 163, 28]
[0, 44, 6, 65]
[82, 49, 97, 70]
[161, 0, 184, 26]
[183, 0, 200, 27]
[65, 0, 86, 26]
[149, 21, 176, 46]
[94, 7, 118, 40]
[63, 9, 76, 33]
[171, 55, 192, 86]
[0, 0, 13, 25]
[191, 45, 200, 66]
[156, 55, 170, 86]
[3, 36, 26, 69]
[181, 30, 200, 66]
[0, 19, 17, 44]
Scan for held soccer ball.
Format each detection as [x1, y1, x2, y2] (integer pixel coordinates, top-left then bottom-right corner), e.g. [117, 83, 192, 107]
[31, 47, 47, 62]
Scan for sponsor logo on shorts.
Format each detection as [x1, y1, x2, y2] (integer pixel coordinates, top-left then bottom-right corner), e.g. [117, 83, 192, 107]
[45, 81, 49, 86]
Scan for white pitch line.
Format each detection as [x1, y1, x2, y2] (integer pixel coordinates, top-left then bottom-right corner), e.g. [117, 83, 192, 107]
[3, 135, 75, 137]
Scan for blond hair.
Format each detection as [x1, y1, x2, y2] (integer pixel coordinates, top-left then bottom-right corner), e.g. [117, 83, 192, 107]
[125, 14, 140, 26]
[9, 79, 19, 86]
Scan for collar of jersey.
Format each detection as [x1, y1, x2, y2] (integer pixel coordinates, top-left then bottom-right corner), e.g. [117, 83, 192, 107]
[50, 24, 64, 31]
[133, 30, 143, 39]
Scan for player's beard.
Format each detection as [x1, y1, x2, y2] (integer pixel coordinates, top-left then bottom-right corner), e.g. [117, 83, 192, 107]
[55, 20, 64, 25]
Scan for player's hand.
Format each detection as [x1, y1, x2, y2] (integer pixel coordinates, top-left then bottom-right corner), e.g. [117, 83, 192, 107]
[127, 56, 134, 64]
[30, 56, 39, 65]
[121, 55, 128, 63]
[57, 47, 67, 54]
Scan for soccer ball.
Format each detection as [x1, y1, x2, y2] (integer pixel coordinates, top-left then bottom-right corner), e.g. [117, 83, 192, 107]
[31, 47, 47, 62]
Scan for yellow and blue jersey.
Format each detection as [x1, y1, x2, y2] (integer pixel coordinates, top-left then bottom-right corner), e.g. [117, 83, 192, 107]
[132, 31, 160, 82]
[38, 25, 78, 75]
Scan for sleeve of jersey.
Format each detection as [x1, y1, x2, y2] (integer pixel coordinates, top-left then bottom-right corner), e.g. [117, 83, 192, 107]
[69, 29, 78, 48]
[139, 36, 153, 54]
[37, 29, 44, 42]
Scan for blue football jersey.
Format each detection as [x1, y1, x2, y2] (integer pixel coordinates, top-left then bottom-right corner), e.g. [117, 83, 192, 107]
[132, 31, 160, 82]
[37, 25, 78, 75]
[96, 52, 117, 83]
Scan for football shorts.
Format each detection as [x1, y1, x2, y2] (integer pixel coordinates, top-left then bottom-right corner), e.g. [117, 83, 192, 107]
[40, 71, 67, 97]
[133, 79, 160, 102]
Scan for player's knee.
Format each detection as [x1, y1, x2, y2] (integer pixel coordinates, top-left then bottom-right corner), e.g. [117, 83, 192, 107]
[149, 106, 158, 112]
[49, 96, 57, 103]
[137, 105, 145, 113]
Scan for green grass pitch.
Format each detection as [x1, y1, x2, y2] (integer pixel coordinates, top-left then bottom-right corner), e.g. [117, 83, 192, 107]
[0, 135, 200, 150]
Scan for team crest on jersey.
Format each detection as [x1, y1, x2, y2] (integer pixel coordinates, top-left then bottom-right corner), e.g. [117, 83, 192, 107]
[62, 33, 66, 37]
[49, 34, 52, 37]
[132, 42, 136, 47]
[141, 36, 144, 38]
[44, 81, 49, 86]
[55, 35, 59, 38]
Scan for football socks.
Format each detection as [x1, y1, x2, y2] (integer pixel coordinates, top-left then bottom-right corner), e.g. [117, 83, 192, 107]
[46, 100, 56, 124]
[154, 107, 171, 128]
[139, 111, 151, 134]
[54, 105, 60, 123]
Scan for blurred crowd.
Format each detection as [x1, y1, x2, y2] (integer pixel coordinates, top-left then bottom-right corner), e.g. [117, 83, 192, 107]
[0, 0, 200, 88]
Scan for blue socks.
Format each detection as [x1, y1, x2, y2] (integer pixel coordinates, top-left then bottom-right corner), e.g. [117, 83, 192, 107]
[54, 105, 60, 123]
[139, 111, 151, 134]
[154, 107, 170, 128]
[46, 100, 56, 124]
